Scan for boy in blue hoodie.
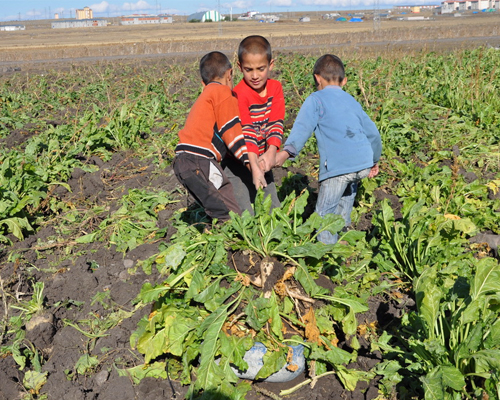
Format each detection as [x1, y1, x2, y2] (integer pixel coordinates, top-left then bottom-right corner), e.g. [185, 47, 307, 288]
[276, 54, 382, 244]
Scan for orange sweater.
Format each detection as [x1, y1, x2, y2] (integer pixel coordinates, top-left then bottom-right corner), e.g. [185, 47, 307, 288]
[175, 82, 249, 164]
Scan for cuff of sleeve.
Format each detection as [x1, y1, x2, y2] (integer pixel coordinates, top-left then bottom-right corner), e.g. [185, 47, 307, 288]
[283, 144, 297, 159]
[239, 154, 250, 165]
[246, 143, 260, 154]
[267, 137, 282, 149]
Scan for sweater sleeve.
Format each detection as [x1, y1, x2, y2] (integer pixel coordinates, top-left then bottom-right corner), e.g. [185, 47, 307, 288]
[283, 95, 319, 155]
[359, 110, 382, 163]
[235, 88, 260, 154]
[266, 81, 285, 149]
[216, 95, 249, 164]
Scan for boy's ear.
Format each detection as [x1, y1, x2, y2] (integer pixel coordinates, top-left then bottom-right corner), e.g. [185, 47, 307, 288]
[201, 80, 207, 88]
[269, 59, 275, 71]
[313, 74, 321, 85]
[341, 77, 347, 86]
[225, 68, 233, 84]
[237, 61, 243, 71]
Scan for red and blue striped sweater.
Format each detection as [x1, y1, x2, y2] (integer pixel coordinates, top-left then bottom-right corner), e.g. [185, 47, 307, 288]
[233, 78, 285, 156]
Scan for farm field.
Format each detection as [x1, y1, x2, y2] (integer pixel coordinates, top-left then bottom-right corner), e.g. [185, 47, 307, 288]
[1, 16, 500, 400]
[1, 11, 499, 68]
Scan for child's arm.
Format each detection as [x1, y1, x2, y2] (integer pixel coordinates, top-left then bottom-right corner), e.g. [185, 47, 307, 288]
[275, 96, 318, 163]
[247, 152, 267, 189]
[260, 82, 285, 171]
[275, 150, 289, 167]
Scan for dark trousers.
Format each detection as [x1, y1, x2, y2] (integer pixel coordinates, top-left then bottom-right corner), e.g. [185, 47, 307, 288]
[222, 157, 281, 215]
[173, 153, 241, 221]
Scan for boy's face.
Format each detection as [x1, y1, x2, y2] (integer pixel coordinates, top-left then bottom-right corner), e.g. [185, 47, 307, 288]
[238, 53, 274, 95]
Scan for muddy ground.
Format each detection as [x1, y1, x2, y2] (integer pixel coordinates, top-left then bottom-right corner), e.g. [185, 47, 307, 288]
[0, 140, 405, 400]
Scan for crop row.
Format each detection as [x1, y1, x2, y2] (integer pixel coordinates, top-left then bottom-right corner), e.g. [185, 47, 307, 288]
[0, 47, 499, 399]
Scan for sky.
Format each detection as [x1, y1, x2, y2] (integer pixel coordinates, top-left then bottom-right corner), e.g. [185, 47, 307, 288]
[0, 0, 440, 22]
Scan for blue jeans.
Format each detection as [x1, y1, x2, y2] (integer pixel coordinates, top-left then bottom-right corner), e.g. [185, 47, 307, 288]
[316, 168, 371, 244]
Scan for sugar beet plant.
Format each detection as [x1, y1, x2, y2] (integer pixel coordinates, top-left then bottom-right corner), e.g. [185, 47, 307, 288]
[1, 47, 500, 399]
[128, 192, 374, 398]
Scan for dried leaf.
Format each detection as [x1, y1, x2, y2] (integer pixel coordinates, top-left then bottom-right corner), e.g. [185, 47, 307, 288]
[235, 273, 251, 287]
[302, 307, 321, 344]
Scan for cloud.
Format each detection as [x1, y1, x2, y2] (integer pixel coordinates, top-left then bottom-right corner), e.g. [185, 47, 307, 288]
[25, 9, 44, 17]
[222, 0, 254, 10]
[2, 14, 20, 21]
[269, 0, 293, 6]
[89, 1, 111, 13]
[122, 0, 154, 12]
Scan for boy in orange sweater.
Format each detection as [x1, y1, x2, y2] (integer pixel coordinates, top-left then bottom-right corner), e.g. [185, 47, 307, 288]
[173, 51, 266, 222]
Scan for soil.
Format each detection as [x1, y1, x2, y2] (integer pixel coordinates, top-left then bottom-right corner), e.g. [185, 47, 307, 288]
[0, 141, 407, 400]
[0, 15, 496, 400]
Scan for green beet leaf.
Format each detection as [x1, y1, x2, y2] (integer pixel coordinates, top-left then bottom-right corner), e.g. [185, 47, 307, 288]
[136, 282, 169, 303]
[218, 334, 253, 375]
[157, 243, 186, 275]
[195, 305, 229, 392]
[254, 345, 287, 380]
[335, 365, 375, 391]
[23, 370, 48, 394]
[118, 361, 167, 385]
[471, 257, 500, 300]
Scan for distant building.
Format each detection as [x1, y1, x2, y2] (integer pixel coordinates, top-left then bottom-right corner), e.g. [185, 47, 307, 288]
[393, 4, 440, 10]
[76, 6, 93, 20]
[322, 13, 341, 19]
[51, 19, 107, 29]
[254, 13, 280, 22]
[120, 14, 172, 24]
[299, 16, 311, 22]
[238, 11, 259, 20]
[441, 0, 498, 12]
[159, 15, 173, 23]
[122, 14, 156, 24]
[187, 10, 221, 22]
[0, 24, 25, 31]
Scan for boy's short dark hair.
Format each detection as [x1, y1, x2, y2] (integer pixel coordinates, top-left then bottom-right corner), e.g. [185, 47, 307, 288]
[238, 35, 272, 63]
[313, 54, 345, 84]
[200, 51, 232, 85]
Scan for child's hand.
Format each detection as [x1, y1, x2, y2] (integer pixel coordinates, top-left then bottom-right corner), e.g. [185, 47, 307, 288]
[275, 151, 289, 167]
[368, 163, 379, 178]
[247, 152, 267, 189]
[258, 148, 277, 172]
[251, 167, 267, 190]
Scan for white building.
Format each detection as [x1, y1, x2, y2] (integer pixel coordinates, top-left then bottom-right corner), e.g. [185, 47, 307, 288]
[238, 11, 259, 20]
[441, 0, 498, 12]
[187, 10, 221, 22]
[0, 25, 25, 31]
[51, 19, 107, 28]
[121, 14, 157, 24]
[253, 13, 280, 22]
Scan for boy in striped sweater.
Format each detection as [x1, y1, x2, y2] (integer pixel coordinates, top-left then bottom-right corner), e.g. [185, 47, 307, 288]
[222, 35, 284, 214]
[173, 51, 266, 222]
